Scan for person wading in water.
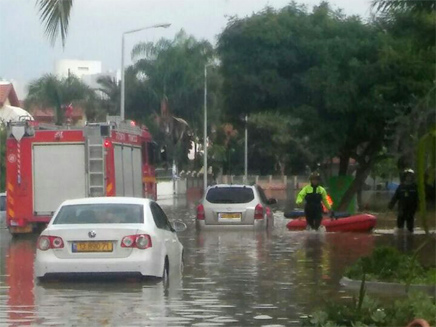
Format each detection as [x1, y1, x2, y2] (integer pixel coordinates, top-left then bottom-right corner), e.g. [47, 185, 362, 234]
[296, 172, 333, 231]
[389, 169, 418, 233]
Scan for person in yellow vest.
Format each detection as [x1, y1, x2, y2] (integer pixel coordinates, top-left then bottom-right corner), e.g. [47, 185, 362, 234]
[296, 172, 333, 231]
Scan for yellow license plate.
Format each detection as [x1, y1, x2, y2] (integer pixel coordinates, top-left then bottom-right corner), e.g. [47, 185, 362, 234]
[219, 213, 241, 219]
[72, 241, 113, 253]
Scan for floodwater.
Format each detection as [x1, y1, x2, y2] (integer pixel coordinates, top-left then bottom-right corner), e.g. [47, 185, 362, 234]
[0, 196, 434, 327]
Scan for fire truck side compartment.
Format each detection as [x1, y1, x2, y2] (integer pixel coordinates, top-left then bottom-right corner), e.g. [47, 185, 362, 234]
[132, 146, 142, 197]
[113, 144, 142, 197]
[33, 144, 87, 215]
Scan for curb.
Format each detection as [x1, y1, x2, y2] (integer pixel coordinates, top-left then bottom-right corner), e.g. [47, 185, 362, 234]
[340, 277, 436, 295]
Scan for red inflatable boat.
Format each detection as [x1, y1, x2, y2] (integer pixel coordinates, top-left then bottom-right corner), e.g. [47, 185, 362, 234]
[286, 214, 376, 232]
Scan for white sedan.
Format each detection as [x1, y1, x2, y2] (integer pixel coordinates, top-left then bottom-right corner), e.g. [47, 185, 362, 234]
[35, 197, 185, 280]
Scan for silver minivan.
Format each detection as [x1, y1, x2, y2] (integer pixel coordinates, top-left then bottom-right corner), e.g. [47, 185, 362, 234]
[196, 184, 276, 230]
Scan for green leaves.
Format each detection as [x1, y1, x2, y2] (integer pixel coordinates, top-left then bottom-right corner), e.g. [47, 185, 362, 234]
[310, 311, 329, 326]
[125, 31, 220, 169]
[217, 2, 435, 204]
[130, 30, 217, 128]
[372, 0, 436, 14]
[36, 0, 73, 47]
[344, 246, 434, 285]
[303, 291, 435, 326]
[25, 74, 97, 124]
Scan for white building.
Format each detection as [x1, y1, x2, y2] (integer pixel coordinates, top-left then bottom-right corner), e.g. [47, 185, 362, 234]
[55, 59, 102, 79]
[81, 69, 121, 90]
[0, 82, 33, 122]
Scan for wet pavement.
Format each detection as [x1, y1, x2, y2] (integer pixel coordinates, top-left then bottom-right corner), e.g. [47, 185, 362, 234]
[0, 196, 434, 326]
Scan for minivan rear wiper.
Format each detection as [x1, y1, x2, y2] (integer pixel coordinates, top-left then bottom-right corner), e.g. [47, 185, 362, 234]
[211, 199, 234, 203]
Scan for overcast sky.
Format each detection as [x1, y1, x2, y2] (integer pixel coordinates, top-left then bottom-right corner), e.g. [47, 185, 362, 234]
[0, 0, 372, 98]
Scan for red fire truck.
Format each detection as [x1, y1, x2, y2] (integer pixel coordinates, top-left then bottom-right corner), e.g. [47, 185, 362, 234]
[5, 117, 157, 235]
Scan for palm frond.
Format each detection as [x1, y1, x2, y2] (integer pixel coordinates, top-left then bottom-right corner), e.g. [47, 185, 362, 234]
[131, 42, 157, 61]
[36, 0, 73, 47]
[371, 0, 436, 13]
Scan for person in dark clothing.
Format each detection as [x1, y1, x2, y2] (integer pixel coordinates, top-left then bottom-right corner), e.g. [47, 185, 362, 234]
[388, 169, 419, 233]
[296, 172, 332, 231]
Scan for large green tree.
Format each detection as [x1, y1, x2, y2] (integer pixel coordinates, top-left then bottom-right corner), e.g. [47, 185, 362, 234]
[248, 112, 312, 175]
[218, 2, 435, 209]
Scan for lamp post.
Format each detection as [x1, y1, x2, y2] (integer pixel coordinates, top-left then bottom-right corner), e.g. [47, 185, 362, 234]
[120, 23, 171, 121]
[203, 63, 215, 193]
[244, 114, 248, 184]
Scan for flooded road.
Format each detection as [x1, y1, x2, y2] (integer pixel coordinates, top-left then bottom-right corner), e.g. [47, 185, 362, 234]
[0, 196, 434, 326]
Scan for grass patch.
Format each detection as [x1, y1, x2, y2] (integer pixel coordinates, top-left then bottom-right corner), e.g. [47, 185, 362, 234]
[302, 291, 436, 327]
[345, 246, 436, 285]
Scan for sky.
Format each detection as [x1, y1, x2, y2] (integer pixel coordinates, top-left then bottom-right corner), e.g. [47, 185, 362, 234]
[0, 0, 372, 98]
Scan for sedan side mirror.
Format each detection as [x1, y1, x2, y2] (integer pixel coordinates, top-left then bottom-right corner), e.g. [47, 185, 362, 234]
[267, 198, 277, 205]
[173, 220, 187, 232]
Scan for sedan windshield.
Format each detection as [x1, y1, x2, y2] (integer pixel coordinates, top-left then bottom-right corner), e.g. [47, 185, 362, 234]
[206, 187, 254, 204]
[53, 204, 144, 224]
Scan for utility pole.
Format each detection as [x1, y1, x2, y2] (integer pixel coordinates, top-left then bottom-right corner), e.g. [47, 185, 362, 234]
[244, 114, 248, 184]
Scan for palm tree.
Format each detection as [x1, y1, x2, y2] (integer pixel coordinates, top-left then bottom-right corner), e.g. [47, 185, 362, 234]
[26, 74, 96, 124]
[372, 0, 435, 13]
[37, 0, 73, 47]
[96, 75, 120, 116]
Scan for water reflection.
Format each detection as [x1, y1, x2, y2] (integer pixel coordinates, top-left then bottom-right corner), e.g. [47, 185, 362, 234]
[0, 197, 433, 326]
[5, 237, 36, 326]
[35, 281, 178, 326]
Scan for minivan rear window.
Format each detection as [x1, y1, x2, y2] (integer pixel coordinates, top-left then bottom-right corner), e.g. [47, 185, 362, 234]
[206, 187, 254, 204]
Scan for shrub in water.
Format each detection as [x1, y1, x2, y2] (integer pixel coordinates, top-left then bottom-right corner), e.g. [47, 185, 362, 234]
[302, 292, 436, 327]
[345, 246, 435, 284]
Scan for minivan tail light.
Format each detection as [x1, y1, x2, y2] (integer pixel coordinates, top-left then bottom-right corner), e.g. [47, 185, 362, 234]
[197, 204, 205, 220]
[254, 204, 264, 219]
[37, 235, 64, 251]
[121, 234, 152, 249]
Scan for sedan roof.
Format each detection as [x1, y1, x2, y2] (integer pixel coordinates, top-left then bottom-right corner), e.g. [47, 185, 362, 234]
[208, 184, 254, 189]
[60, 197, 152, 206]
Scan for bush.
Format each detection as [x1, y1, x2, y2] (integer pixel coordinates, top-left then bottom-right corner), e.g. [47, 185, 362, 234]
[345, 246, 435, 284]
[302, 292, 436, 327]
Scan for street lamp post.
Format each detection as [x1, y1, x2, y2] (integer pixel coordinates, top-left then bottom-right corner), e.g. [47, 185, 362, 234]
[120, 23, 171, 121]
[244, 114, 248, 184]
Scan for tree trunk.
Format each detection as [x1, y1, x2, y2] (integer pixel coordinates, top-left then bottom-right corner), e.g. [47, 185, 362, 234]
[357, 188, 363, 211]
[337, 161, 371, 211]
[279, 160, 286, 176]
[55, 105, 63, 125]
[338, 152, 350, 176]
